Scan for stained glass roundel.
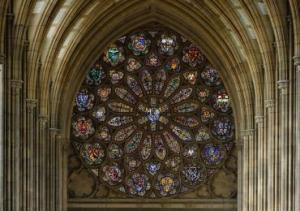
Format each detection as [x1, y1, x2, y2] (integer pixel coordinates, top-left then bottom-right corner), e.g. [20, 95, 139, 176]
[71, 28, 235, 198]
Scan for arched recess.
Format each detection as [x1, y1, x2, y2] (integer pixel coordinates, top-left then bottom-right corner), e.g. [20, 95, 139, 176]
[43, 4, 255, 210]
[6, 0, 260, 210]
[49, 3, 255, 132]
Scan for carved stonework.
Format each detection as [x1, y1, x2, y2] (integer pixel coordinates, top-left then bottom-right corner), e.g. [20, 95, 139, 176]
[293, 56, 300, 67]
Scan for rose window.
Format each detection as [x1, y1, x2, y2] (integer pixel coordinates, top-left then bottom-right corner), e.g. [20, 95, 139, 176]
[71, 28, 235, 198]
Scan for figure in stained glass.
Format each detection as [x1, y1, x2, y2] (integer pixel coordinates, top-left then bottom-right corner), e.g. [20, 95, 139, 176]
[70, 27, 235, 198]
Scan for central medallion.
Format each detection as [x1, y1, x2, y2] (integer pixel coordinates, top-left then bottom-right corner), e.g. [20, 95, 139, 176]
[147, 107, 160, 123]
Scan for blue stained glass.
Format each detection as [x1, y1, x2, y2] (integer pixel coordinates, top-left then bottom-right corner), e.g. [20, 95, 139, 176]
[202, 144, 225, 166]
[146, 108, 160, 123]
[146, 162, 161, 175]
[75, 89, 94, 111]
[71, 27, 235, 199]
[181, 164, 206, 185]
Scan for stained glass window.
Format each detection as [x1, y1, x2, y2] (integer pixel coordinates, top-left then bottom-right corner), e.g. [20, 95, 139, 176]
[70, 27, 235, 198]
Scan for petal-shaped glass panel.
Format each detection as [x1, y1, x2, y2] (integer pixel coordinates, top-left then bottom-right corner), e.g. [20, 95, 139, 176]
[174, 116, 199, 128]
[140, 69, 152, 94]
[154, 134, 167, 160]
[70, 27, 235, 198]
[140, 135, 152, 160]
[154, 69, 166, 94]
[108, 101, 133, 113]
[108, 116, 133, 127]
[173, 102, 199, 113]
[164, 76, 180, 98]
[115, 87, 136, 104]
[114, 125, 136, 142]
[127, 76, 143, 97]
[170, 125, 192, 142]
[171, 87, 193, 104]
[163, 131, 181, 154]
[124, 131, 143, 153]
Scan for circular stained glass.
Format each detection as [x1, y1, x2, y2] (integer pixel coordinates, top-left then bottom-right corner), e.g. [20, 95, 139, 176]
[71, 27, 235, 198]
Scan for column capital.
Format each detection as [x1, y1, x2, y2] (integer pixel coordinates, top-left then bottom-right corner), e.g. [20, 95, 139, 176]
[293, 56, 300, 66]
[240, 129, 255, 137]
[38, 115, 48, 126]
[255, 115, 264, 123]
[265, 99, 275, 108]
[10, 79, 23, 88]
[49, 128, 61, 133]
[277, 80, 289, 90]
[26, 98, 38, 106]
[26, 99, 38, 112]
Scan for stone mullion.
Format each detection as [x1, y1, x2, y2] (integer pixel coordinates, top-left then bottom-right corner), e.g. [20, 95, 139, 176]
[294, 56, 300, 211]
[277, 80, 290, 211]
[255, 116, 264, 211]
[266, 100, 275, 211]
[25, 99, 38, 211]
[38, 116, 48, 211]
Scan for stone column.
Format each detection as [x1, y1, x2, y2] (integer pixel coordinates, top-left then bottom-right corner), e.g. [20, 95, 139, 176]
[237, 137, 243, 211]
[38, 116, 48, 211]
[48, 128, 61, 211]
[277, 80, 290, 211]
[241, 129, 253, 211]
[9, 79, 23, 211]
[294, 56, 300, 211]
[0, 54, 4, 211]
[56, 133, 64, 211]
[247, 129, 255, 211]
[265, 100, 275, 211]
[255, 115, 264, 211]
[25, 99, 38, 211]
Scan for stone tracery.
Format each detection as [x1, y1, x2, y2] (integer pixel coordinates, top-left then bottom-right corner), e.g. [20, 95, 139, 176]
[71, 27, 235, 198]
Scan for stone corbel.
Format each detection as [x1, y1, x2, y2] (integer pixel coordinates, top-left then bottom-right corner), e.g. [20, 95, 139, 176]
[293, 56, 300, 68]
[25, 99, 38, 112]
[264, 99, 275, 108]
[10, 79, 23, 88]
[38, 115, 48, 129]
[240, 129, 255, 137]
[277, 80, 289, 95]
[255, 115, 264, 124]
